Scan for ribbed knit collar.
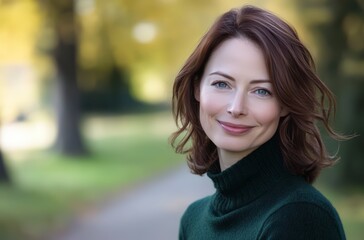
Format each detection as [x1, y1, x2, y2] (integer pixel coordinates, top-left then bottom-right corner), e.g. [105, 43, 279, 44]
[207, 135, 290, 215]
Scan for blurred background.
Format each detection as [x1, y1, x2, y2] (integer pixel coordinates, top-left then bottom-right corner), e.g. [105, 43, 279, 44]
[0, 0, 363, 239]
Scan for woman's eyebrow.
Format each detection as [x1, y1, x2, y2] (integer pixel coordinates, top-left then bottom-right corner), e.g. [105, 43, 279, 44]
[209, 71, 271, 84]
[250, 79, 271, 84]
[208, 71, 235, 81]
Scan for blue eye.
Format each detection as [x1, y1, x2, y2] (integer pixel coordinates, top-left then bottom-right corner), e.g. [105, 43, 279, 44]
[254, 89, 271, 96]
[212, 81, 229, 89]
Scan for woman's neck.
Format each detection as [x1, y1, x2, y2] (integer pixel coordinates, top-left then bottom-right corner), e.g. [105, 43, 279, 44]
[218, 147, 258, 171]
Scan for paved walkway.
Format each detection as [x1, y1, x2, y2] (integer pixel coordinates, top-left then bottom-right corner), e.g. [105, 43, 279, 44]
[52, 165, 214, 240]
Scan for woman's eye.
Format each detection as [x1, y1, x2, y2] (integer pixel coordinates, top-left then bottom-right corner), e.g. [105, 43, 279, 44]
[254, 89, 271, 96]
[212, 81, 229, 89]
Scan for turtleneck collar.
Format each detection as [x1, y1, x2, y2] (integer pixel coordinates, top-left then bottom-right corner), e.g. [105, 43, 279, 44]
[207, 135, 291, 215]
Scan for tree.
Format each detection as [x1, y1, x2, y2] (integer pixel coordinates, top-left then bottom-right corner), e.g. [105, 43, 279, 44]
[296, 0, 364, 186]
[39, 0, 87, 155]
[38, 0, 218, 156]
[0, 149, 10, 183]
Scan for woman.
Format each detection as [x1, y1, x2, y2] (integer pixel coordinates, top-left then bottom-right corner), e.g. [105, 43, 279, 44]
[171, 5, 346, 240]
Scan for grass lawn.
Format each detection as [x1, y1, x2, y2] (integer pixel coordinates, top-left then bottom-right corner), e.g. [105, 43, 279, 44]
[0, 111, 183, 240]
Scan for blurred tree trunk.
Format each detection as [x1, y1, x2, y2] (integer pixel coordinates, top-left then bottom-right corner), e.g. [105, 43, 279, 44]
[0, 149, 10, 183]
[296, 0, 364, 186]
[41, 0, 88, 155]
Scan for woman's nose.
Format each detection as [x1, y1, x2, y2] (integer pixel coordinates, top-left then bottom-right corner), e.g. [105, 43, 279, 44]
[227, 93, 247, 117]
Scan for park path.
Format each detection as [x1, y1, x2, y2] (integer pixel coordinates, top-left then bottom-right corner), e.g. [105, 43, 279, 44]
[52, 165, 215, 240]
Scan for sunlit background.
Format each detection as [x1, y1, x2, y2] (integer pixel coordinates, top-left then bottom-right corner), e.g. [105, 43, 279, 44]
[0, 0, 363, 239]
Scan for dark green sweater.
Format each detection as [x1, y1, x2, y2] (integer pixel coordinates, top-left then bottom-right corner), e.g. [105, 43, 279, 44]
[179, 137, 346, 239]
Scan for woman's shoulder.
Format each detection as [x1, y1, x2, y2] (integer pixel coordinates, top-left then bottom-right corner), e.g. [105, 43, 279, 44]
[279, 178, 337, 214]
[258, 200, 346, 239]
[259, 179, 346, 239]
[181, 195, 211, 219]
[180, 195, 213, 229]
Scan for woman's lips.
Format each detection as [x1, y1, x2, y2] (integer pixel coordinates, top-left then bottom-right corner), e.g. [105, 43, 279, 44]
[218, 120, 253, 134]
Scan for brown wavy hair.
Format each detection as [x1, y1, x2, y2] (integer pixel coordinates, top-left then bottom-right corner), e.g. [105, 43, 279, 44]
[170, 5, 344, 183]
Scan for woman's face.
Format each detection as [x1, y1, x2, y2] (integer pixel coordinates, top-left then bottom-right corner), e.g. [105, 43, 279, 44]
[196, 37, 287, 162]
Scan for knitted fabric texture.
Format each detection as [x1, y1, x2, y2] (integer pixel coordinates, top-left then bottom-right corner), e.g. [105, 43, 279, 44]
[179, 136, 346, 240]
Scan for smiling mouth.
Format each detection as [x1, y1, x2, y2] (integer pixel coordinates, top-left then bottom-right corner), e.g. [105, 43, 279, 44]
[218, 121, 253, 134]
